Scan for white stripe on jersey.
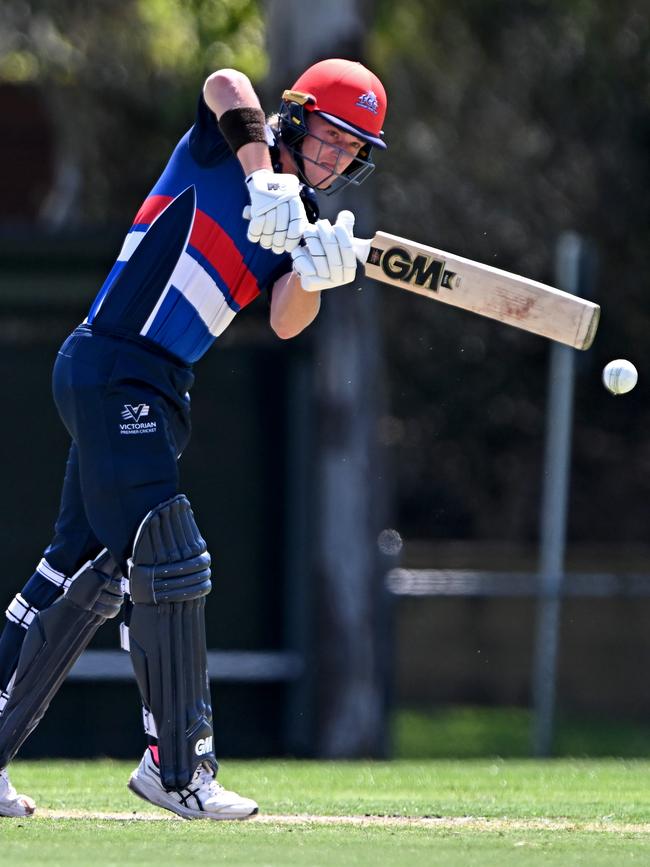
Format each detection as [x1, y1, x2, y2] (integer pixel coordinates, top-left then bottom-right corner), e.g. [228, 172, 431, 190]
[83, 229, 147, 324]
[138, 280, 174, 336]
[140, 250, 237, 339]
[118, 230, 146, 261]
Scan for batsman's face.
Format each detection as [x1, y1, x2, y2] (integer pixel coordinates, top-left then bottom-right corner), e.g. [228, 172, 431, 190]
[301, 113, 364, 189]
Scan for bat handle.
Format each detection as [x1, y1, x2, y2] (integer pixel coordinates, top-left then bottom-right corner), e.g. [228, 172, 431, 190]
[352, 237, 372, 265]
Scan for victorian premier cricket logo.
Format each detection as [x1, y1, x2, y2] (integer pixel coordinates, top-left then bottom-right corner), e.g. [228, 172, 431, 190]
[120, 403, 157, 435]
[368, 245, 459, 291]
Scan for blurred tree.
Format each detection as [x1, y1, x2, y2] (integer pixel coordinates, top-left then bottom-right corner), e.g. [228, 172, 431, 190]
[368, 0, 650, 547]
[0, 0, 266, 224]
[1, 0, 648, 549]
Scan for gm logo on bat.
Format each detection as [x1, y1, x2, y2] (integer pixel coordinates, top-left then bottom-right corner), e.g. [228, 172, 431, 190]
[368, 245, 458, 291]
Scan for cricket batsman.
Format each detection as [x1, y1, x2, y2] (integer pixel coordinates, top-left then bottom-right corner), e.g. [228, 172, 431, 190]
[0, 57, 387, 819]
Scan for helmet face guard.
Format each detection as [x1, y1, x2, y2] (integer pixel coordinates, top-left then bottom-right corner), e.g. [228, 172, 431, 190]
[278, 93, 376, 195]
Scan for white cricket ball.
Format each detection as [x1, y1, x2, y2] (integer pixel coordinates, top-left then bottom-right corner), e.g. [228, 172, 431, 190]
[602, 359, 638, 395]
[377, 528, 403, 556]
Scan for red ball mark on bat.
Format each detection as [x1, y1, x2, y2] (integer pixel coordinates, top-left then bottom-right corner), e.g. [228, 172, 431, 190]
[502, 296, 536, 320]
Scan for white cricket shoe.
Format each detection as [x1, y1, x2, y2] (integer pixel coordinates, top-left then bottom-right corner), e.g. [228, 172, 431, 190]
[0, 768, 35, 818]
[128, 750, 258, 820]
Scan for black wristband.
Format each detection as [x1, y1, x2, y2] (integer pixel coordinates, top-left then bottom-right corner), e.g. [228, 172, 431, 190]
[218, 107, 267, 154]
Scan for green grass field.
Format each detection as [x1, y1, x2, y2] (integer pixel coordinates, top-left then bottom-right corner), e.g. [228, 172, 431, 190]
[3, 758, 650, 866]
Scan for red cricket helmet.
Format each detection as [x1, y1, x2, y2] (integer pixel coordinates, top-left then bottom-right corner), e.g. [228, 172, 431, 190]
[287, 58, 387, 149]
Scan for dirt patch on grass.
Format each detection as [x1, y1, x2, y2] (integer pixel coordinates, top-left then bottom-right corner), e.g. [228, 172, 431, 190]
[263, 816, 650, 833]
[34, 810, 650, 832]
[37, 809, 175, 821]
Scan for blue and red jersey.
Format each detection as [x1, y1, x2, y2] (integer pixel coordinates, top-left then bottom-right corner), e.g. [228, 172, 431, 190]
[85, 94, 292, 364]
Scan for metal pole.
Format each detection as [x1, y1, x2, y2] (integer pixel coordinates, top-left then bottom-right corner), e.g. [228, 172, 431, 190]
[531, 233, 582, 756]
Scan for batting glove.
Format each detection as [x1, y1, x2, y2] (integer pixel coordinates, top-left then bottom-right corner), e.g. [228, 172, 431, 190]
[291, 210, 358, 292]
[243, 169, 308, 254]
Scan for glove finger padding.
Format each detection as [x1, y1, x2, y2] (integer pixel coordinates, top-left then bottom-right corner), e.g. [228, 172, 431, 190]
[303, 232, 330, 279]
[246, 210, 265, 243]
[333, 210, 357, 280]
[260, 209, 280, 249]
[271, 202, 289, 254]
[274, 200, 290, 234]
[291, 245, 318, 279]
[315, 221, 344, 284]
[334, 228, 357, 280]
[286, 200, 306, 249]
[335, 209, 356, 235]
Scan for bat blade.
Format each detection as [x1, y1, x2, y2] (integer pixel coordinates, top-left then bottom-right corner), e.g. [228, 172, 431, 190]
[355, 231, 599, 350]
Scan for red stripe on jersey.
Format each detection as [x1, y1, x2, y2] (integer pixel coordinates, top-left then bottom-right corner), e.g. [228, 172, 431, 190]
[131, 195, 261, 308]
[133, 195, 172, 226]
[191, 209, 260, 307]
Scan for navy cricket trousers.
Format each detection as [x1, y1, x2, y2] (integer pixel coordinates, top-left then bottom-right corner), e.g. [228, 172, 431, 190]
[46, 324, 194, 575]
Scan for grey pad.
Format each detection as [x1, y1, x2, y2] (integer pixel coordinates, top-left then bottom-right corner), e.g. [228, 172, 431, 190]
[128, 494, 215, 791]
[0, 550, 123, 767]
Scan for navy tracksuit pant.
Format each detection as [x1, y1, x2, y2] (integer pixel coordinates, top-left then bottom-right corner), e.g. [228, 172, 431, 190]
[48, 324, 194, 575]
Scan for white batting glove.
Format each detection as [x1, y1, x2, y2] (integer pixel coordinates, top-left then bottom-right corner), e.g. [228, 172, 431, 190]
[243, 169, 308, 254]
[291, 210, 358, 292]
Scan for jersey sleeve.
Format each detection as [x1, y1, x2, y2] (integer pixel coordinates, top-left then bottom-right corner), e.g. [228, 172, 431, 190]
[188, 93, 233, 167]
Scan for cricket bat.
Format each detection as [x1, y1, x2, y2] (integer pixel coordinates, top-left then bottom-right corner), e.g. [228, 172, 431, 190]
[352, 232, 600, 350]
